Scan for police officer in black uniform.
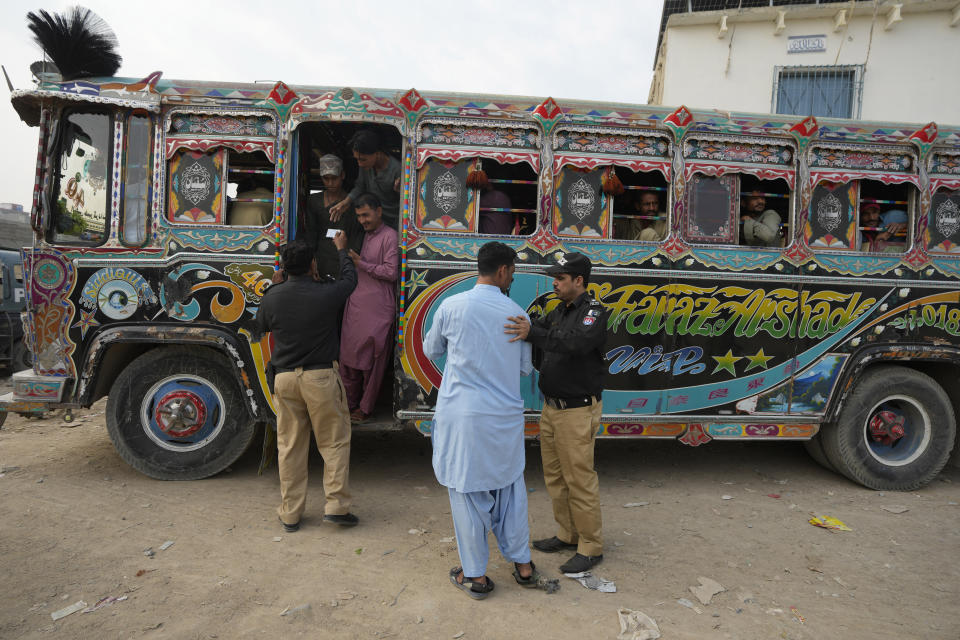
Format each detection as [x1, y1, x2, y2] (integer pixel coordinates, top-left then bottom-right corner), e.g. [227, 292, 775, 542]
[505, 252, 608, 574]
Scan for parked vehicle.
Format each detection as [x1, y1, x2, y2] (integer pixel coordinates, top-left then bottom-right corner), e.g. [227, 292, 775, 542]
[3, 68, 959, 490]
[0, 250, 29, 372]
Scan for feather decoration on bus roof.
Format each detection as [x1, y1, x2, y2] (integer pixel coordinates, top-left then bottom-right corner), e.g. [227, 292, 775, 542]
[26, 7, 122, 81]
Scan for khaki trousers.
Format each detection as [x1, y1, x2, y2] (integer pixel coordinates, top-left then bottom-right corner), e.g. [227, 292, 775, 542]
[539, 400, 603, 556]
[275, 366, 351, 524]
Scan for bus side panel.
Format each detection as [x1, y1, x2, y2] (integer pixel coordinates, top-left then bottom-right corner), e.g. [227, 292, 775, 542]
[59, 256, 277, 419]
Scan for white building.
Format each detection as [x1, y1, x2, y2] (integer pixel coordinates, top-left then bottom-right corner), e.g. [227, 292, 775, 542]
[649, 0, 960, 126]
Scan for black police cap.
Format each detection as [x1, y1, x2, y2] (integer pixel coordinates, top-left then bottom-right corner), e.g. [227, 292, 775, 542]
[545, 252, 592, 279]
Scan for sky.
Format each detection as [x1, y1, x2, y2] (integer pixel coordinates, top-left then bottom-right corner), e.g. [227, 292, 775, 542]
[0, 0, 663, 208]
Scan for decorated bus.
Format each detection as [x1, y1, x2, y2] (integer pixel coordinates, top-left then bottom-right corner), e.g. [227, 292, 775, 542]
[4, 12, 960, 491]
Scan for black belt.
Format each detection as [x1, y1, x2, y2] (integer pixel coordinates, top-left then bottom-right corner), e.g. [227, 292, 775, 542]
[543, 394, 600, 410]
[274, 362, 333, 374]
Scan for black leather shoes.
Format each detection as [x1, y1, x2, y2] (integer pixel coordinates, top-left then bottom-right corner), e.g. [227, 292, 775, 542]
[323, 513, 359, 527]
[559, 553, 603, 573]
[279, 517, 300, 533]
[532, 536, 578, 553]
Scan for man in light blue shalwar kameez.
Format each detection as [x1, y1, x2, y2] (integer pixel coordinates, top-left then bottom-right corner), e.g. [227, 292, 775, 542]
[424, 241, 536, 600]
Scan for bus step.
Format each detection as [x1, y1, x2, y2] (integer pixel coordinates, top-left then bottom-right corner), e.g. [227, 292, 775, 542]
[11, 370, 68, 403]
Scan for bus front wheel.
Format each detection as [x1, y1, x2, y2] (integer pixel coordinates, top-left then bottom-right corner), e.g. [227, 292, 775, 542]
[821, 365, 955, 491]
[802, 432, 836, 473]
[106, 347, 256, 480]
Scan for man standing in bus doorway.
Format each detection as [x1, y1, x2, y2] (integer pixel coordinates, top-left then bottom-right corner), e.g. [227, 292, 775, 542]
[257, 238, 359, 532]
[505, 252, 608, 574]
[328, 130, 402, 229]
[339, 194, 399, 423]
[740, 190, 782, 247]
[305, 153, 364, 279]
[424, 241, 538, 599]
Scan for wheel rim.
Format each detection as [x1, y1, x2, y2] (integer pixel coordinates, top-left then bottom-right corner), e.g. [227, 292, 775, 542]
[140, 374, 225, 452]
[862, 395, 931, 466]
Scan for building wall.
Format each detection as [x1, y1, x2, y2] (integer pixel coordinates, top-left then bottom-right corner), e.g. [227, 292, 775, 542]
[656, 4, 959, 126]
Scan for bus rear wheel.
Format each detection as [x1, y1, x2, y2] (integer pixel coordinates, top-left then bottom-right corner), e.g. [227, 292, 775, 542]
[106, 347, 256, 480]
[821, 365, 955, 491]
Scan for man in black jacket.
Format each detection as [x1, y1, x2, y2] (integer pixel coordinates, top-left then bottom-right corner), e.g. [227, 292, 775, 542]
[257, 236, 359, 532]
[505, 252, 608, 573]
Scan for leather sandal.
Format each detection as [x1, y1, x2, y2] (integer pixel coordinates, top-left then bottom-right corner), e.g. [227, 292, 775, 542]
[512, 561, 539, 588]
[449, 566, 494, 600]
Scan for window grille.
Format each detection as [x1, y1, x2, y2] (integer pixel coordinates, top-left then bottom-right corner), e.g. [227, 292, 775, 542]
[772, 65, 864, 119]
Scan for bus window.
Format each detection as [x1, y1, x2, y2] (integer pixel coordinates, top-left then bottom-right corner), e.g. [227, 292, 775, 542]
[226, 151, 274, 227]
[416, 158, 475, 232]
[858, 180, 911, 254]
[806, 181, 857, 250]
[167, 148, 275, 226]
[928, 189, 960, 253]
[738, 176, 790, 248]
[685, 174, 737, 244]
[49, 111, 111, 246]
[476, 159, 538, 236]
[121, 114, 152, 246]
[552, 166, 608, 238]
[611, 167, 669, 242]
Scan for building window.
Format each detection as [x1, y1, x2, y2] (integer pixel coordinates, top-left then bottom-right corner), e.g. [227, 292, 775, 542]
[773, 65, 863, 119]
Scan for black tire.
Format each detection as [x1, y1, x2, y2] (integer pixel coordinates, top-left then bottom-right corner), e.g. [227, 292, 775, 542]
[11, 339, 32, 371]
[802, 432, 837, 473]
[821, 365, 955, 491]
[106, 347, 256, 480]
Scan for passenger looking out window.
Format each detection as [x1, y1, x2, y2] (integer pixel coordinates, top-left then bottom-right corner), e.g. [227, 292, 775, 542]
[860, 203, 907, 253]
[739, 190, 782, 247]
[329, 130, 401, 229]
[616, 191, 667, 242]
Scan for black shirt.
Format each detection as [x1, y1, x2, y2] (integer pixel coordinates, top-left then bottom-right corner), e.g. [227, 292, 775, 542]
[304, 193, 364, 279]
[256, 250, 357, 369]
[526, 291, 608, 398]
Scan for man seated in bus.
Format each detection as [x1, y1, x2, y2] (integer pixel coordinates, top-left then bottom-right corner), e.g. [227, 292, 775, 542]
[228, 178, 272, 226]
[861, 204, 907, 253]
[328, 130, 401, 229]
[478, 184, 514, 235]
[740, 190, 781, 247]
[630, 191, 667, 241]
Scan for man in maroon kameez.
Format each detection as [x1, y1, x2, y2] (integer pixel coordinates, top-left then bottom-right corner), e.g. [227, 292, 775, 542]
[339, 193, 399, 422]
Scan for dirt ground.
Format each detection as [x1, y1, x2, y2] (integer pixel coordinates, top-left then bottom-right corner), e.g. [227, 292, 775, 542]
[1, 378, 959, 640]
